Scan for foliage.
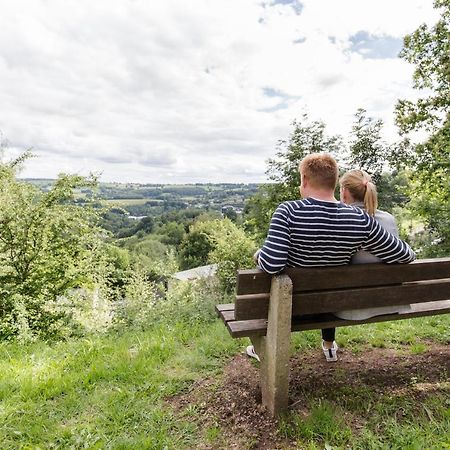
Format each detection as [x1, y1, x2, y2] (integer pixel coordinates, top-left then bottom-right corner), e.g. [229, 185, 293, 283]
[395, 0, 450, 134]
[155, 221, 186, 246]
[347, 108, 390, 179]
[207, 219, 257, 293]
[243, 184, 280, 241]
[395, 0, 450, 255]
[222, 206, 238, 222]
[0, 155, 110, 340]
[100, 209, 137, 238]
[178, 220, 217, 270]
[112, 268, 158, 329]
[154, 278, 226, 325]
[266, 114, 343, 201]
[179, 218, 257, 291]
[375, 170, 410, 214]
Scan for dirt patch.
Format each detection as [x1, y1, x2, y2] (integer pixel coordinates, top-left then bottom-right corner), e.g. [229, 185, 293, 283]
[290, 342, 450, 398]
[169, 343, 450, 449]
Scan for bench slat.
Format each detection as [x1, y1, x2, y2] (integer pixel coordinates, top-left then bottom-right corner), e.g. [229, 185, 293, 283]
[220, 310, 235, 322]
[235, 279, 450, 320]
[226, 302, 450, 338]
[216, 303, 234, 312]
[236, 258, 450, 295]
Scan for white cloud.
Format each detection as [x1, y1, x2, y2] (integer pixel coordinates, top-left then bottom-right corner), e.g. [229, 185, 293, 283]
[0, 0, 440, 183]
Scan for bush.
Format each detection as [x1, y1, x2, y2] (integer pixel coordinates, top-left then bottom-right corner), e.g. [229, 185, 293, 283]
[111, 273, 226, 332]
[208, 219, 257, 293]
[0, 155, 112, 340]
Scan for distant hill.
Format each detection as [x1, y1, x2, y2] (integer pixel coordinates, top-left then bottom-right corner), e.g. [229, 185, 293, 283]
[22, 179, 261, 216]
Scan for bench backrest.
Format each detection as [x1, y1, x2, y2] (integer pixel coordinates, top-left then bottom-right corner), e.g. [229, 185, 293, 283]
[235, 257, 450, 320]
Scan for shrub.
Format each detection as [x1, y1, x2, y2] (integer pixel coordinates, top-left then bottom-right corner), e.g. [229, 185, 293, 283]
[0, 155, 111, 340]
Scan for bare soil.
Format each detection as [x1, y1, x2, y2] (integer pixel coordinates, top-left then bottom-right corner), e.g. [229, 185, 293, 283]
[169, 343, 450, 449]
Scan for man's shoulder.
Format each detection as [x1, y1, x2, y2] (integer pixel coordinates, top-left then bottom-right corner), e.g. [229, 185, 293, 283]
[280, 199, 306, 208]
[276, 199, 308, 214]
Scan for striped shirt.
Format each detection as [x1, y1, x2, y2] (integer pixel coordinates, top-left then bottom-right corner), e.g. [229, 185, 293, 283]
[258, 198, 416, 274]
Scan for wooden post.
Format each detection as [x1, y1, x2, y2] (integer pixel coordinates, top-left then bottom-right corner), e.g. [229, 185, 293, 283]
[254, 274, 293, 416]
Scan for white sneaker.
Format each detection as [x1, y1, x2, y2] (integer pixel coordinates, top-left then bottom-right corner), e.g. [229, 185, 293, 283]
[322, 340, 338, 362]
[246, 345, 260, 362]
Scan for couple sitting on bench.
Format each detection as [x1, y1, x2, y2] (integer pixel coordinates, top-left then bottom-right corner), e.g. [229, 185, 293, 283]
[250, 153, 415, 362]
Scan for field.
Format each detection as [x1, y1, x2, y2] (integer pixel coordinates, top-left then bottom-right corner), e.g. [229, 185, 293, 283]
[1, 314, 449, 449]
[102, 198, 158, 206]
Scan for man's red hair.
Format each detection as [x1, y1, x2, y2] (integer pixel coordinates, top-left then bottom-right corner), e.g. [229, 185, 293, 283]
[299, 153, 338, 190]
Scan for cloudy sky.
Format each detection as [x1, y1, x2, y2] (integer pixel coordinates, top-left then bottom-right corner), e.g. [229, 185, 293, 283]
[0, 0, 439, 183]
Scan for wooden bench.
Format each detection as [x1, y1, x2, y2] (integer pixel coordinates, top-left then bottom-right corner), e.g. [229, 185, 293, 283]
[216, 257, 450, 416]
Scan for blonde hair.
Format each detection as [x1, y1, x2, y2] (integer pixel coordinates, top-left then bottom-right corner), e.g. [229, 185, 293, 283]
[340, 169, 378, 216]
[299, 153, 338, 190]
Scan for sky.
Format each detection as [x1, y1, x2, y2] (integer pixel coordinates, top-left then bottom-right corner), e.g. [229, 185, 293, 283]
[0, 0, 440, 184]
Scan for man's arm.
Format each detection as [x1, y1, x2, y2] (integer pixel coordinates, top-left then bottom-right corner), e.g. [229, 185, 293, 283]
[257, 203, 291, 274]
[362, 216, 415, 263]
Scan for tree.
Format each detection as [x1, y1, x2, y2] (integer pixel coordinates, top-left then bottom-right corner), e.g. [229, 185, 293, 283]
[395, 0, 450, 134]
[347, 108, 389, 179]
[178, 220, 215, 270]
[346, 109, 410, 212]
[207, 219, 257, 293]
[0, 153, 109, 339]
[266, 115, 343, 199]
[178, 218, 256, 291]
[395, 0, 450, 255]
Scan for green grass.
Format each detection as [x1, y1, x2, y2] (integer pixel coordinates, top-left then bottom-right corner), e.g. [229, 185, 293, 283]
[102, 198, 155, 206]
[0, 321, 241, 449]
[0, 315, 449, 449]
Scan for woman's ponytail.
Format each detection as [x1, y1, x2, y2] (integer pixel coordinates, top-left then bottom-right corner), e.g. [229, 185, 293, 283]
[340, 169, 378, 216]
[363, 180, 378, 216]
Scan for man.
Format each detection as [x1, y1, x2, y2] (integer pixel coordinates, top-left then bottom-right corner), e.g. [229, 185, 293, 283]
[251, 153, 415, 362]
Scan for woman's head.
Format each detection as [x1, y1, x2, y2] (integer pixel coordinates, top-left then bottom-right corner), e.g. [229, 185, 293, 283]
[339, 169, 378, 216]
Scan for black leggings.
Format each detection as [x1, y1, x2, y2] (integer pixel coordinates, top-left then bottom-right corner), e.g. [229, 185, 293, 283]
[321, 327, 335, 342]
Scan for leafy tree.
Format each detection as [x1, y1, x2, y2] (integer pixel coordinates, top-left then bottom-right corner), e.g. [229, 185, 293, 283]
[222, 207, 238, 222]
[347, 108, 389, 179]
[178, 218, 256, 291]
[395, 0, 450, 134]
[101, 210, 136, 238]
[346, 109, 411, 212]
[266, 114, 343, 200]
[134, 216, 154, 234]
[375, 171, 410, 213]
[395, 0, 450, 255]
[0, 154, 109, 340]
[178, 221, 215, 270]
[207, 219, 257, 293]
[156, 221, 186, 246]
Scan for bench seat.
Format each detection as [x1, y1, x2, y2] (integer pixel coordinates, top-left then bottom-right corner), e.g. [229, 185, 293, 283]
[216, 300, 450, 337]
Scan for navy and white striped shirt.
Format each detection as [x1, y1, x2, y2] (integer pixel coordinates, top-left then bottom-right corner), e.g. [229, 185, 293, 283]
[258, 198, 416, 274]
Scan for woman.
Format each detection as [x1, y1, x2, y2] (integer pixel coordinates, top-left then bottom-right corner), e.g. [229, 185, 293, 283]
[321, 169, 411, 362]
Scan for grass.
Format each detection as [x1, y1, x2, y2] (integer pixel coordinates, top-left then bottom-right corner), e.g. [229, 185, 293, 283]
[101, 198, 155, 206]
[0, 321, 241, 449]
[0, 315, 449, 449]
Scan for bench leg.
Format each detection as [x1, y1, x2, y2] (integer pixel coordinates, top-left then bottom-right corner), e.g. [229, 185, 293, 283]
[252, 274, 293, 416]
